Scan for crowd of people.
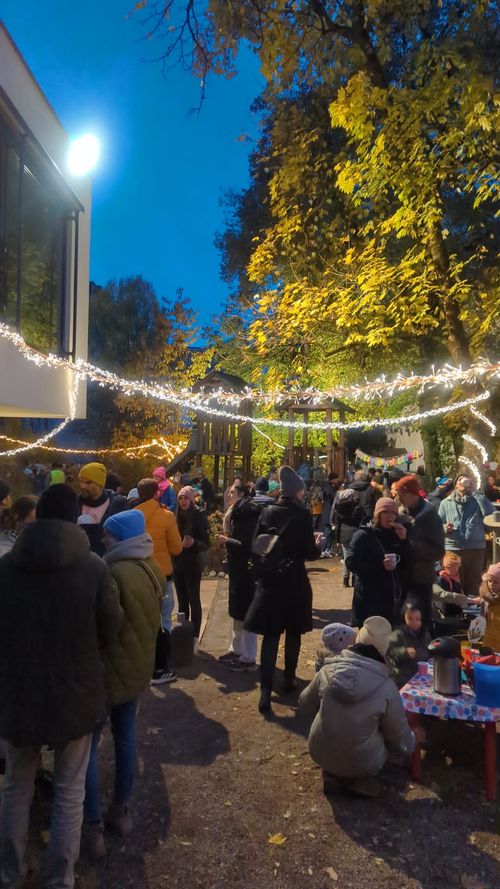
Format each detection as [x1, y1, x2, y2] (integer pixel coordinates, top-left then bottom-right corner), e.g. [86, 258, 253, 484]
[0, 458, 499, 886]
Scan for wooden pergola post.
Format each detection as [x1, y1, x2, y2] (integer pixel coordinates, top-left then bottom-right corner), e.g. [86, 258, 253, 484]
[227, 423, 236, 482]
[336, 409, 346, 478]
[287, 408, 295, 467]
[302, 416, 309, 464]
[325, 407, 333, 475]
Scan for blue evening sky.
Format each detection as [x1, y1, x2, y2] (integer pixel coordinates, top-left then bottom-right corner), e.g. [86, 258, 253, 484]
[1, 1, 262, 325]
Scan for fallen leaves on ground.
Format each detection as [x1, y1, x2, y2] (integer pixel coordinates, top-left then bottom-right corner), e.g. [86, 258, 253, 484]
[268, 833, 287, 846]
[325, 868, 338, 882]
[461, 876, 487, 889]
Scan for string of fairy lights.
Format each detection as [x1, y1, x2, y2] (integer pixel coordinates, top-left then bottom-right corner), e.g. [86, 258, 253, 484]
[0, 324, 497, 480]
[470, 407, 497, 437]
[0, 374, 81, 458]
[2, 322, 500, 409]
[0, 432, 188, 461]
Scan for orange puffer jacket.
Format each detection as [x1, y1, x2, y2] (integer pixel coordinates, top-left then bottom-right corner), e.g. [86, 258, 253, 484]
[135, 499, 182, 576]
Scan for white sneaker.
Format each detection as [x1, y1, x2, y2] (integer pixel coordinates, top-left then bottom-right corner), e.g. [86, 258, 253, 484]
[151, 671, 177, 686]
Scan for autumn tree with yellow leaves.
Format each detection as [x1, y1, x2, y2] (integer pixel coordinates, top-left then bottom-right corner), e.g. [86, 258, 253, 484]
[141, 1, 498, 360]
[139, 1, 499, 468]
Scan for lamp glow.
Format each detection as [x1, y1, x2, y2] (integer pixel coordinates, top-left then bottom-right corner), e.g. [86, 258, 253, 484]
[67, 134, 100, 176]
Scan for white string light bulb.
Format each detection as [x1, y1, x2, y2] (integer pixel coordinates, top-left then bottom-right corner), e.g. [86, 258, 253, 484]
[462, 434, 489, 465]
[1, 322, 500, 407]
[0, 323, 496, 436]
[0, 374, 81, 457]
[0, 433, 187, 460]
[470, 407, 497, 437]
[458, 455, 482, 489]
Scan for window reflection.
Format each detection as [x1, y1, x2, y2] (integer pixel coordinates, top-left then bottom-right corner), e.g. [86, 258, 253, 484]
[0, 134, 19, 327]
[21, 164, 63, 351]
[0, 113, 74, 354]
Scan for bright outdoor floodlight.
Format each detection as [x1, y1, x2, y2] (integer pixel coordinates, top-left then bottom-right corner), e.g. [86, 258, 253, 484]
[67, 134, 100, 176]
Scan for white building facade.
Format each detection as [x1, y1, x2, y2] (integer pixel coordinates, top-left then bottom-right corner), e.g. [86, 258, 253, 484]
[0, 23, 89, 418]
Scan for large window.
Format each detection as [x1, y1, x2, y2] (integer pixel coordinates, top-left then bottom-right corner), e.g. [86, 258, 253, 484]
[0, 109, 77, 354]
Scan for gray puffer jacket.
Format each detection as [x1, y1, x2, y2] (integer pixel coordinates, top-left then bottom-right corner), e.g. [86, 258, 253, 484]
[299, 648, 414, 778]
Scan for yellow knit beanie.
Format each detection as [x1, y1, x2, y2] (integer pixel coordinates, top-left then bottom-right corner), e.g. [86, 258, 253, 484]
[79, 462, 107, 488]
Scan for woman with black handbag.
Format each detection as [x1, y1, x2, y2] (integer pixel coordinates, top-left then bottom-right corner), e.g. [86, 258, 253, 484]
[173, 486, 210, 654]
[245, 466, 321, 713]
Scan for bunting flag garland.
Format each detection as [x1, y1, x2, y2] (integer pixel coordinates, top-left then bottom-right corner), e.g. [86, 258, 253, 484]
[355, 448, 423, 469]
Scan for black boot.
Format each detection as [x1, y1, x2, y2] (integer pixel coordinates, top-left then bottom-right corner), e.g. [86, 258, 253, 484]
[259, 688, 272, 713]
[322, 770, 340, 796]
[282, 672, 298, 694]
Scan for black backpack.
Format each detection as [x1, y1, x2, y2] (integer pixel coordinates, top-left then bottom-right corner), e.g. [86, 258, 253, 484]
[251, 510, 294, 576]
[334, 488, 362, 527]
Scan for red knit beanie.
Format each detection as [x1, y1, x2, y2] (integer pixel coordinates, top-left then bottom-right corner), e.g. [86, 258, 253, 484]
[395, 475, 421, 497]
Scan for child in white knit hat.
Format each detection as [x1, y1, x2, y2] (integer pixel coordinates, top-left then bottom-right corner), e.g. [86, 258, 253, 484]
[315, 622, 357, 672]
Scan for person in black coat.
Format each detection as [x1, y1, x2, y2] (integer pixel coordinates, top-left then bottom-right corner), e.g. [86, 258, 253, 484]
[319, 473, 339, 555]
[217, 483, 263, 670]
[350, 470, 379, 522]
[394, 475, 445, 629]
[245, 466, 321, 713]
[333, 488, 363, 586]
[346, 497, 413, 628]
[173, 486, 210, 649]
[0, 484, 121, 889]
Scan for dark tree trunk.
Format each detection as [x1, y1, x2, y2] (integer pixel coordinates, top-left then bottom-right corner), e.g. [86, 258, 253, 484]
[427, 221, 471, 364]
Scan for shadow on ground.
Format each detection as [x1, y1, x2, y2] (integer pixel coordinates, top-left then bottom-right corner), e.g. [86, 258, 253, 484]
[312, 606, 352, 630]
[323, 718, 500, 889]
[75, 687, 230, 888]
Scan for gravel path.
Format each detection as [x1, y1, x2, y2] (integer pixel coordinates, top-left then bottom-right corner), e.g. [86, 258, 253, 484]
[11, 562, 500, 888]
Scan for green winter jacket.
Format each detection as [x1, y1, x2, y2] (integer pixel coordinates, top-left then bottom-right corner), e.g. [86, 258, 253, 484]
[103, 533, 164, 707]
[386, 625, 432, 689]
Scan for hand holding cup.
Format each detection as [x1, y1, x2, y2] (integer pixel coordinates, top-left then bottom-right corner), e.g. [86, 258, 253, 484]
[383, 553, 399, 571]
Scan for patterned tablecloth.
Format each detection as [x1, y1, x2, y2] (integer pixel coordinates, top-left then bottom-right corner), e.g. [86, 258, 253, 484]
[400, 673, 500, 723]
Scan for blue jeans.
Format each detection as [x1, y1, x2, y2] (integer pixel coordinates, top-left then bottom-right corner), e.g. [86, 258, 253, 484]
[84, 699, 137, 825]
[322, 525, 333, 552]
[161, 579, 174, 633]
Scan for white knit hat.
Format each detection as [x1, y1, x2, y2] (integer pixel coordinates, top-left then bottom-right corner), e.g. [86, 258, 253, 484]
[357, 616, 392, 656]
[322, 623, 357, 654]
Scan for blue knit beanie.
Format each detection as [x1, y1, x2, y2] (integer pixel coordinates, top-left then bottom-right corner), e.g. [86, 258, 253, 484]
[104, 509, 145, 541]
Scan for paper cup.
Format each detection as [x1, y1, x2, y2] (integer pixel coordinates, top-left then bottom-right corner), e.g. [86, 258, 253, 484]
[417, 661, 428, 676]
